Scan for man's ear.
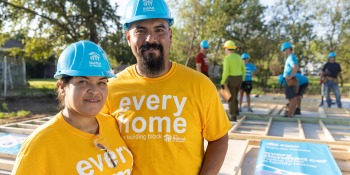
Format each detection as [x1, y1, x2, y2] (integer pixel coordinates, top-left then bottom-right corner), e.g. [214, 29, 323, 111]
[169, 28, 173, 45]
[126, 30, 132, 47]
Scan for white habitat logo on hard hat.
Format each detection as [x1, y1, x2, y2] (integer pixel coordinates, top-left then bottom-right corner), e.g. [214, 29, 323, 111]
[143, 0, 155, 12]
[88, 52, 102, 68]
[89, 52, 100, 61]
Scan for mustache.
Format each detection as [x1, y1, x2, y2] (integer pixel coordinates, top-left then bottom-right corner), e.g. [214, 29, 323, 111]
[140, 42, 163, 54]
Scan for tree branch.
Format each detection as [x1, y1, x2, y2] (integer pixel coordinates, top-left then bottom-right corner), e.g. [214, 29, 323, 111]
[1, 1, 76, 40]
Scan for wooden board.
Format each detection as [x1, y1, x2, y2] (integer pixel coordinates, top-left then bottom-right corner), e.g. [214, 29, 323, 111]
[230, 114, 350, 146]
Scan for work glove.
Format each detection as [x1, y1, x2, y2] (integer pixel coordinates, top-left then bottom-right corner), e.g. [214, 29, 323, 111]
[319, 78, 322, 85]
[341, 80, 344, 87]
[221, 85, 224, 89]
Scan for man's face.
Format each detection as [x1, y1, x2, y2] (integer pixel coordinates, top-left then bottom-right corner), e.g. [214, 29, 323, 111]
[282, 48, 290, 56]
[329, 57, 336, 63]
[200, 47, 208, 54]
[126, 18, 172, 77]
[243, 58, 249, 64]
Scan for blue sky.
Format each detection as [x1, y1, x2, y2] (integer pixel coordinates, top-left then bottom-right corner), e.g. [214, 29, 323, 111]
[113, 0, 280, 23]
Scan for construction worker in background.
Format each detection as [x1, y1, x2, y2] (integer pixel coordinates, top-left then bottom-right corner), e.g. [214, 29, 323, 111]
[195, 40, 210, 77]
[102, 0, 231, 174]
[279, 73, 308, 115]
[320, 52, 343, 108]
[281, 42, 299, 118]
[239, 53, 258, 112]
[221, 40, 246, 121]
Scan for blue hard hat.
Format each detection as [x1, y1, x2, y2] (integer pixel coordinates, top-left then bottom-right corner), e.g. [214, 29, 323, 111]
[241, 53, 249, 59]
[328, 52, 337, 58]
[54, 41, 117, 79]
[123, 0, 174, 30]
[281, 42, 292, 51]
[200, 40, 209, 48]
[278, 74, 286, 85]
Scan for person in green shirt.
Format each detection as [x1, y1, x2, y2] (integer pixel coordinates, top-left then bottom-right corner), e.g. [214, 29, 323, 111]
[220, 40, 246, 121]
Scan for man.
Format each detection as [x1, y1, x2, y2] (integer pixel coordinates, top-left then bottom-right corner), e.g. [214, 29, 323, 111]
[195, 40, 209, 77]
[239, 53, 258, 113]
[102, 0, 231, 174]
[221, 40, 246, 121]
[320, 52, 343, 108]
[281, 42, 299, 118]
[278, 73, 308, 115]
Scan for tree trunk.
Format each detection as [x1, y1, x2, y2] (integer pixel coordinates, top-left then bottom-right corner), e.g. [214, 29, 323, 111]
[210, 38, 222, 80]
[22, 57, 26, 86]
[264, 58, 272, 87]
[184, 30, 196, 67]
[90, 0, 99, 44]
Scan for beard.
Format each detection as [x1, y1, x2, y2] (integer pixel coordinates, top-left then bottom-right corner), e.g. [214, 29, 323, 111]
[138, 42, 165, 77]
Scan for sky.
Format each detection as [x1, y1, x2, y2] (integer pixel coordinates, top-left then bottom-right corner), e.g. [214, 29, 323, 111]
[112, 0, 280, 24]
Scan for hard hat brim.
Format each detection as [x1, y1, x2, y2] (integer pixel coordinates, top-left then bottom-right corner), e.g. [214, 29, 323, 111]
[223, 46, 237, 49]
[54, 70, 117, 79]
[124, 16, 174, 30]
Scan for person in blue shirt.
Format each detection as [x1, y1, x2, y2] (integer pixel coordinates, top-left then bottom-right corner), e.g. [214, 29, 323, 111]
[281, 42, 299, 118]
[279, 73, 308, 115]
[239, 53, 258, 112]
[319, 52, 343, 108]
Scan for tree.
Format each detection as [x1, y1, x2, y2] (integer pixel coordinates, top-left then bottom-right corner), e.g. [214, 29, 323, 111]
[99, 30, 135, 65]
[1, 0, 120, 44]
[311, 0, 350, 52]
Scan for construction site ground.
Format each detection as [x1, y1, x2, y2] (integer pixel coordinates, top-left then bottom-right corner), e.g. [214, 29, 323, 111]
[0, 95, 349, 174]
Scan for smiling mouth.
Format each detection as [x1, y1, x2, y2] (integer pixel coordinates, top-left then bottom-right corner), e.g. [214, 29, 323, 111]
[85, 99, 100, 103]
[145, 48, 158, 52]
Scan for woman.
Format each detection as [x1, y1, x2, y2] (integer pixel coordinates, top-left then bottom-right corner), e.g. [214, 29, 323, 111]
[12, 41, 133, 174]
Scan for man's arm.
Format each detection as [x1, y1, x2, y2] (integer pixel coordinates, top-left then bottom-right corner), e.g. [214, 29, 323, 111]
[320, 71, 325, 78]
[221, 57, 229, 85]
[199, 134, 228, 175]
[285, 65, 299, 79]
[252, 69, 258, 77]
[338, 72, 343, 87]
[241, 60, 246, 81]
[196, 63, 202, 72]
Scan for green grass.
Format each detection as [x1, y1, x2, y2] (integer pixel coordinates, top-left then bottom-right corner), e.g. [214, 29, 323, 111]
[3, 79, 57, 97]
[28, 79, 56, 89]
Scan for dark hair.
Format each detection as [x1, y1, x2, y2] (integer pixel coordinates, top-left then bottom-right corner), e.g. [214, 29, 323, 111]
[290, 47, 293, 51]
[56, 76, 73, 109]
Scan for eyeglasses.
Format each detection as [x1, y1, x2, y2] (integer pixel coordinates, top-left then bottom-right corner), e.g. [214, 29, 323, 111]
[93, 134, 118, 168]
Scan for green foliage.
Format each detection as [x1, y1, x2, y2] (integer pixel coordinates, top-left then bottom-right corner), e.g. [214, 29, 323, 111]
[1, 0, 121, 62]
[17, 109, 31, 117]
[2, 103, 9, 112]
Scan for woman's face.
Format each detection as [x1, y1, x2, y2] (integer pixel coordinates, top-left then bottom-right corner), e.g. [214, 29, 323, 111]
[60, 76, 108, 118]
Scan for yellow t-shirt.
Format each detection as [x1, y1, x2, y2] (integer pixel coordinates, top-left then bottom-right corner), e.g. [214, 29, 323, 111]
[12, 112, 133, 175]
[102, 62, 231, 175]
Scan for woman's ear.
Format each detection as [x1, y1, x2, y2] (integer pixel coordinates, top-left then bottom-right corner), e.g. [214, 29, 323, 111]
[57, 81, 66, 96]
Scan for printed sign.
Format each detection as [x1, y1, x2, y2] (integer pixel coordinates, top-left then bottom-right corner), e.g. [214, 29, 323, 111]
[254, 140, 342, 175]
[0, 133, 28, 155]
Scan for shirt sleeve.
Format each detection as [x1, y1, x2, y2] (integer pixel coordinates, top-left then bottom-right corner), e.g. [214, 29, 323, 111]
[252, 64, 257, 72]
[322, 63, 327, 72]
[221, 57, 229, 85]
[241, 59, 246, 81]
[202, 86, 232, 141]
[195, 54, 201, 64]
[290, 55, 299, 66]
[338, 63, 342, 72]
[12, 155, 46, 175]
